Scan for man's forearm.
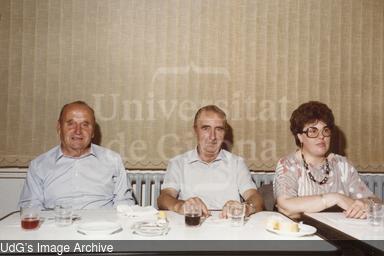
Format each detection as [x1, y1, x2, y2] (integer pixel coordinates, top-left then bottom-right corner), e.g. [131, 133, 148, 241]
[157, 193, 184, 213]
[245, 192, 264, 214]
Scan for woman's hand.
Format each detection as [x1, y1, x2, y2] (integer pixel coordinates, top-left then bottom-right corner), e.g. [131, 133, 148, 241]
[344, 199, 368, 219]
[324, 193, 367, 219]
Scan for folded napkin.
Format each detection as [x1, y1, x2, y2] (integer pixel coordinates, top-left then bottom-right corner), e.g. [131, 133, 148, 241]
[116, 205, 158, 217]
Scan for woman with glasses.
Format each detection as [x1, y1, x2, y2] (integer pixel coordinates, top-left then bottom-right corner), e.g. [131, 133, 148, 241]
[273, 101, 379, 219]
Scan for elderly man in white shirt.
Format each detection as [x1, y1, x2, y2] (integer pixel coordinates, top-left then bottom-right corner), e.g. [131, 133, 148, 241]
[19, 101, 135, 209]
[157, 105, 264, 217]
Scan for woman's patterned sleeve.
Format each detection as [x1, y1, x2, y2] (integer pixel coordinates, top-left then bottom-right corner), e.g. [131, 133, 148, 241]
[273, 158, 299, 199]
[342, 158, 374, 199]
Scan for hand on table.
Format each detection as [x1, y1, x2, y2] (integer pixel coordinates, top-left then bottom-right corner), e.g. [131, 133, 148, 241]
[329, 193, 368, 219]
[344, 199, 368, 219]
[220, 200, 242, 218]
[180, 197, 210, 217]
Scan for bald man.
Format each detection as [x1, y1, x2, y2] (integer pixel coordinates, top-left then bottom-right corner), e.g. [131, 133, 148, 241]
[19, 101, 135, 209]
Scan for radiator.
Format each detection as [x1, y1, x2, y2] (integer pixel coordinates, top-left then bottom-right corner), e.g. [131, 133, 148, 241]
[127, 171, 384, 207]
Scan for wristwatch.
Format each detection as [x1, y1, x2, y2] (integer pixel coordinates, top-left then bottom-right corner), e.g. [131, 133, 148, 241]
[245, 202, 256, 215]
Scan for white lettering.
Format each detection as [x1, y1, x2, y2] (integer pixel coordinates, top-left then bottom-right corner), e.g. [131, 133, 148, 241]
[73, 242, 113, 253]
[37, 243, 70, 255]
[178, 100, 196, 121]
[157, 99, 178, 120]
[122, 99, 143, 121]
[157, 134, 181, 160]
[128, 140, 147, 161]
[0, 243, 25, 253]
[259, 100, 276, 121]
[92, 93, 290, 122]
[93, 94, 119, 121]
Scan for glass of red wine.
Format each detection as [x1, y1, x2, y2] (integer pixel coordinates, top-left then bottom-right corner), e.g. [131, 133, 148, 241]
[20, 204, 40, 230]
[183, 203, 202, 227]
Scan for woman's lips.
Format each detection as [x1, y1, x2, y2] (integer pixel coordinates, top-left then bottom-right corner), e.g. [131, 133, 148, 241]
[316, 142, 326, 147]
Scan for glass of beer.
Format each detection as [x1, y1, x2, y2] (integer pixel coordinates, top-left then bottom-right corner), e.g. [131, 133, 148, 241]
[20, 204, 40, 230]
[184, 203, 202, 227]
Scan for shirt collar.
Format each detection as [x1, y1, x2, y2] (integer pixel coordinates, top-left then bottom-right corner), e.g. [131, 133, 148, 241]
[55, 144, 97, 162]
[187, 147, 226, 164]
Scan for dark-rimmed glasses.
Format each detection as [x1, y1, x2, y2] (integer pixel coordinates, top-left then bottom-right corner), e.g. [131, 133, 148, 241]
[301, 126, 332, 138]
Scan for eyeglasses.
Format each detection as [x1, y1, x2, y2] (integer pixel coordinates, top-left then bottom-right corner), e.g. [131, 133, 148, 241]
[301, 126, 332, 138]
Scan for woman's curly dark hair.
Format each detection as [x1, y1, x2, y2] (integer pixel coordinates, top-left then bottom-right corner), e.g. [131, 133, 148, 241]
[290, 101, 335, 146]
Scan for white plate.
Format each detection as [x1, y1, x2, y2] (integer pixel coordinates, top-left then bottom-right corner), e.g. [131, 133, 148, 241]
[131, 221, 169, 237]
[266, 223, 317, 237]
[77, 221, 122, 235]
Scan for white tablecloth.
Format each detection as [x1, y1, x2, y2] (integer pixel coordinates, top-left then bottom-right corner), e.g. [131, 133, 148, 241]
[0, 209, 322, 240]
[305, 212, 384, 240]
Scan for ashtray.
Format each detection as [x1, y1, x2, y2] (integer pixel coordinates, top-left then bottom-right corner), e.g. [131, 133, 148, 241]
[131, 221, 170, 237]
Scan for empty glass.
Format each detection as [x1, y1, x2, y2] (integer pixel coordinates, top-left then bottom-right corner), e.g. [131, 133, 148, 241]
[367, 203, 383, 226]
[227, 203, 245, 227]
[54, 199, 73, 227]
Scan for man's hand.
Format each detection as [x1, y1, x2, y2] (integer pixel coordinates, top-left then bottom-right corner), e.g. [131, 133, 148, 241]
[242, 188, 264, 216]
[182, 197, 210, 217]
[157, 189, 210, 217]
[220, 200, 242, 218]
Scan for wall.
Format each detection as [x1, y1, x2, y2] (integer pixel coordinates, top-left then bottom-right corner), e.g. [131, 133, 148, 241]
[0, 0, 383, 171]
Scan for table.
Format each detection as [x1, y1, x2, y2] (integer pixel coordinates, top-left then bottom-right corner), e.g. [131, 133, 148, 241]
[0, 209, 339, 255]
[303, 212, 384, 256]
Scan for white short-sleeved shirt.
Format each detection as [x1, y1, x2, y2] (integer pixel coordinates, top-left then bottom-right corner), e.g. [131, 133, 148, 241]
[162, 149, 256, 209]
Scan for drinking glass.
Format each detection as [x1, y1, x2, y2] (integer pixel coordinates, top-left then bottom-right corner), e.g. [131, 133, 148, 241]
[20, 204, 40, 230]
[227, 203, 245, 227]
[55, 199, 73, 227]
[367, 203, 383, 226]
[183, 203, 202, 227]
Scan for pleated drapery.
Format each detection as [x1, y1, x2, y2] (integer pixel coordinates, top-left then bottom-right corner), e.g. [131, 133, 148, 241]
[0, 0, 383, 171]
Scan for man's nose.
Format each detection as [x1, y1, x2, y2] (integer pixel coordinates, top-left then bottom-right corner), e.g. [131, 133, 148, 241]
[74, 124, 81, 134]
[209, 130, 216, 140]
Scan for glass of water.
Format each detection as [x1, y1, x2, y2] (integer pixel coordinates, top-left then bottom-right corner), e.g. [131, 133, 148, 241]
[54, 199, 73, 227]
[367, 203, 383, 226]
[227, 203, 245, 227]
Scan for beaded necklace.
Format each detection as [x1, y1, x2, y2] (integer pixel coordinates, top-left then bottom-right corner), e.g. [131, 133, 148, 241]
[301, 153, 330, 185]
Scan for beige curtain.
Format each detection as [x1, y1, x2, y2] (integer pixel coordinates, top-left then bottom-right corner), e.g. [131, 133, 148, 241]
[0, 0, 383, 172]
